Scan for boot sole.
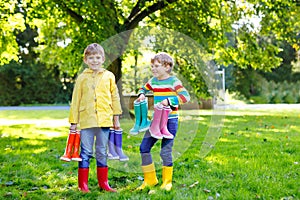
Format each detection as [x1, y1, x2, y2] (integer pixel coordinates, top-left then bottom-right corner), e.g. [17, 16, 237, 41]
[163, 136, 174, 139]
[108, 156, 120, 160]
[139, 127, 150, 132]
[150, 133, 163, 139]
[149, 130, 163, 139]
[129, 131, 139, 135]
[60, 157, 71, 162]
[119, 157, 129, 161]
[71, 158, 82, 161]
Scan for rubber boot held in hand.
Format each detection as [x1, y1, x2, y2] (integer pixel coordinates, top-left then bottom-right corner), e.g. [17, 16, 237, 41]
[108, 129, 119, 160]
[114, 129, 129, 161]
[71, 131, 82, 161]
[60, 132, 75, 162]
[130, 100, 141, 135]
[149, 104, 163, 139]
[160, 106, 174, 139]
[139, 98, 151, 132]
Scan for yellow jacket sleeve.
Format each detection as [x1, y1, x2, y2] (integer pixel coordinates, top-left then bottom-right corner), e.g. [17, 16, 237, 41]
[110, 75, 122, 115]
[68, 76, 82, 124]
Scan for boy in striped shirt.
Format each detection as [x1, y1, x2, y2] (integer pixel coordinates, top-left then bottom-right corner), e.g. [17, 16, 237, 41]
[136, 52, 190, 191]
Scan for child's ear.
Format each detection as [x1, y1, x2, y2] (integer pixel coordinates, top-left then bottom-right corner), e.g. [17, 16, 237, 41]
[165, 64, 171, 70]
[83, 58, 87, 64]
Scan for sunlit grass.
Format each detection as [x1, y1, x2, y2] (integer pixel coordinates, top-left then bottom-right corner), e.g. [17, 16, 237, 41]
[0, 108, 299, 199]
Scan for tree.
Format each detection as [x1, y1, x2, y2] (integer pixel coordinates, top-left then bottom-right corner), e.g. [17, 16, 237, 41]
[0, 0, 26, 65]
[1, 0, 299, 106]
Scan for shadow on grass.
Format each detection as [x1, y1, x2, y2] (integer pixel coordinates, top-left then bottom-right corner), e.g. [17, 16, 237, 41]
[1, 110, 299, 199]
[0, 132, 145, 199]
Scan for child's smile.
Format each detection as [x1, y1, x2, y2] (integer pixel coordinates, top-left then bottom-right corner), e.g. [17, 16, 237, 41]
[85, 54, 104, 71]
[151, 60, 170, 80]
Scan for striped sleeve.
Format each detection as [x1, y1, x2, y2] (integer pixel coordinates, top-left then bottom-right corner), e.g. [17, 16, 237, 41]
[168, 77, 190, 106]
[138, 77, 154, 95]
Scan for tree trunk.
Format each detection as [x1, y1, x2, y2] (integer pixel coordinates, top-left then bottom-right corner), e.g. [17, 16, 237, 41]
[108, 57, 130, 118]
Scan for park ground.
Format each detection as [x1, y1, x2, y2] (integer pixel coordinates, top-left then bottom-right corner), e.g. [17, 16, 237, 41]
[0, 104, 299, 199]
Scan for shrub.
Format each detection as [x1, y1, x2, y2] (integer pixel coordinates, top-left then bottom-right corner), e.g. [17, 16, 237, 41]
[0, 61, 72, 106]
[283, 92, 297, 103]
[250, 96, 269, 104]
[249, 79, 300, 104]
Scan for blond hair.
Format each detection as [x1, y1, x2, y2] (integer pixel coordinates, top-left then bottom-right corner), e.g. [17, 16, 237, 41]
[84, 43, 105, 61]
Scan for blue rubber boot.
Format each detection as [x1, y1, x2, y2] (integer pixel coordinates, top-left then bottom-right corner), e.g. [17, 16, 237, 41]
[130, 100, 141, 135]
[108, 129, 119, 160]
[139, 98, 151, 132]
[115, 129, 129, 161]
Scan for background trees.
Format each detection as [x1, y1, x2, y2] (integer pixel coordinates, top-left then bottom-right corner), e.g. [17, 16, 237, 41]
[0, 0, 299, 106]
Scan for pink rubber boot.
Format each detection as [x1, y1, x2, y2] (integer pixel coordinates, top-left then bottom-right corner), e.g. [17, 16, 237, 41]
[160, 106, 174, 139]
[149, 104, 163, 139]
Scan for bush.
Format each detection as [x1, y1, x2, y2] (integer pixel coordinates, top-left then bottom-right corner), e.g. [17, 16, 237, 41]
[0, 61, 72, 106]
[283, 92, 297, 103]
[250, 96, 269, 104]
[270, 92, 283, 103]
[248, 79, 300, 104]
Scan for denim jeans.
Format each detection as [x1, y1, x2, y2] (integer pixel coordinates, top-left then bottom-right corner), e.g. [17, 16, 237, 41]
[79, 127, 109, 168]
[140, 118, 178, 166]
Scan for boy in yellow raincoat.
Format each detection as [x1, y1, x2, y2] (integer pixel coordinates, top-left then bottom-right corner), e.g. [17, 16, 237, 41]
[68, 43, 122, 193]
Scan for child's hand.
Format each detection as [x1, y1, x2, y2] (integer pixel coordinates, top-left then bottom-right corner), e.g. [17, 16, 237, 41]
[137, 94, 145, 102]
[70, 124, 77, 132]
[161, 99, 169, 106]
[113, 115, 121, 130]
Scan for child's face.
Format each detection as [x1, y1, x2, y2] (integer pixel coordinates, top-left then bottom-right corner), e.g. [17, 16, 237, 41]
[84, 53, 104, 72]
[151, 60, 170, 80]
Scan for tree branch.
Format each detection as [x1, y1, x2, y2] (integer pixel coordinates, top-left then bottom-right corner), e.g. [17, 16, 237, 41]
[124, 0, 178, 30]
[54, 0, 83, 24]
[127, 0, 146, 22]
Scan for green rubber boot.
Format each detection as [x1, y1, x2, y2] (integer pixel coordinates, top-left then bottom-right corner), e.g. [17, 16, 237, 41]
[139, 98, 151, 132]
[130, 100, 141, 135]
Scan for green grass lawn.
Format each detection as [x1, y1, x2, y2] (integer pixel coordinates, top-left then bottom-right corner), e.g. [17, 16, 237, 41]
[0, 108, 299, 199]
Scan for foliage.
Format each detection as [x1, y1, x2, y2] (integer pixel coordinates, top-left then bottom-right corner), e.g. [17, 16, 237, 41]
[0, 0, 26, 65]
[227, 40, 300, 101]
[230, 65, 300, 104]
[157, 0, 299, 70]
[0, 108, 299, 199]
[0, 0, 299, 105]
[259, 41, 298, 82]
[122, 27, 214, 99]
[249, 80, 300, 104]
[0, 61, 71, 106]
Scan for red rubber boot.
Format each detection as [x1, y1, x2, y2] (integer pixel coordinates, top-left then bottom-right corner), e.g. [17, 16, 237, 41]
[97, 167, 117, 192]
[78, 168, 90, 193]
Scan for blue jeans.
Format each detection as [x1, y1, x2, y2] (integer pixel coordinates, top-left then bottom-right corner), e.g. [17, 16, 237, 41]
[79, 127, 109, 168]
[140, 118, 178, 166]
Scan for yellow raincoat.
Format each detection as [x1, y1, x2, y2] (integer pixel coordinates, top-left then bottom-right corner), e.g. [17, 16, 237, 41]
[69, 68, 122, 129]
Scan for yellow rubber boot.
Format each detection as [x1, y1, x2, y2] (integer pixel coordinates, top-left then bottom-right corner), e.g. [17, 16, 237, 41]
[137, 163, 158, 190]
[160, 166, 173, 191]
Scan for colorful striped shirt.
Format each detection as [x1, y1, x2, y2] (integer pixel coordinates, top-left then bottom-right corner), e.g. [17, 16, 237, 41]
[138, 76, 190, 118]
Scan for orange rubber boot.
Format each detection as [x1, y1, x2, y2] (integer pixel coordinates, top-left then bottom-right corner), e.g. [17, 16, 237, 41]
[60, 132, 75, 162]
[71, 131, 82, 161]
